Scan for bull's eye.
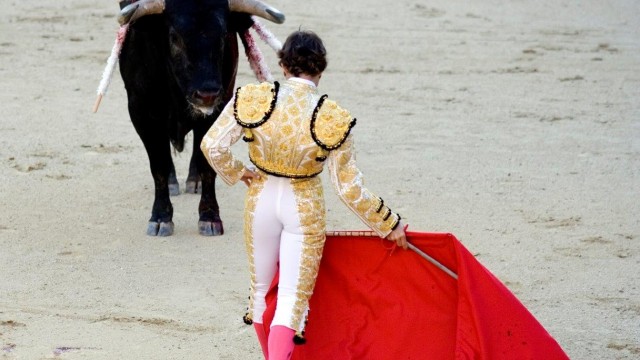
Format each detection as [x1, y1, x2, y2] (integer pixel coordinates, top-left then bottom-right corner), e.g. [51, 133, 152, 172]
[168, 29, 186, 55]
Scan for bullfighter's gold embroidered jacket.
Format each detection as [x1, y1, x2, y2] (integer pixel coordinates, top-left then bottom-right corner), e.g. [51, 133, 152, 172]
[201, 79, 400, 237]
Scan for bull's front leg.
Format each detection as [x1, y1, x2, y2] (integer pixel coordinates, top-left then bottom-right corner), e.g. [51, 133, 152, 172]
[193, 127, 223, 236]
[132, 118, 176, 236]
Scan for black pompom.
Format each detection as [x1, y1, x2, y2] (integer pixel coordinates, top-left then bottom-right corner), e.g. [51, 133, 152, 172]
[293, 333, 306, 345]
[242, 313, 253, 325]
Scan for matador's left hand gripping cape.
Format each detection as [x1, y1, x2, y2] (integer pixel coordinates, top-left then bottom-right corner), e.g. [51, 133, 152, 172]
[201, 79, 400, 237]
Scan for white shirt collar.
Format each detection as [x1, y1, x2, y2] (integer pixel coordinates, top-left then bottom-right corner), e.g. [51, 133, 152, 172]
[288, 77, 317, 88]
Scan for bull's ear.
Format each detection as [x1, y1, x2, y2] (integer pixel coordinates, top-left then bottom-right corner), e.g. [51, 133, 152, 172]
[228, 0, 285, 24]
[227, 12, 254, 34]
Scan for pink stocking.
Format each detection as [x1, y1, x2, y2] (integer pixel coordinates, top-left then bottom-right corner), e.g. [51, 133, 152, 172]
[254, 323, 269, 360]
[268, 325, 295, 360]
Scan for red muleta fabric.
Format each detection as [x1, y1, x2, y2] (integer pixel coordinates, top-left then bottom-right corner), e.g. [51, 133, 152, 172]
[261, 231, 569, 360]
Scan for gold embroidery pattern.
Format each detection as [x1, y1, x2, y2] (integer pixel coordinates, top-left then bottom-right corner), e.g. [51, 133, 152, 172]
[201, 104, 246, 185]
[311, 97, 356, 150]
[289, 177, 326, 331]
[328, 136, 399, 237]
[243, 174, 268, 322]
[247, 80, 326, 178]
[234, 82, 278, 127]
[250, 157, 323, 179]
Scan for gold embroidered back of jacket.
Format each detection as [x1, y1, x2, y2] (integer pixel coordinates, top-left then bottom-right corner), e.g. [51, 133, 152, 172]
[234, 80, 355, 178]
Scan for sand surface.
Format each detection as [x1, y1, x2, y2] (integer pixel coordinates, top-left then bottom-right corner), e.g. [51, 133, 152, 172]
[1, 0, 638, 359]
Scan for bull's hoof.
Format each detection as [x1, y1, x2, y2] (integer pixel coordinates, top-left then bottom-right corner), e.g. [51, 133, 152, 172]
[185, 180, 201, 194]
[147, 221, 175, 236]
[198, 221, 223, 236]
[169, 183, 180, 196]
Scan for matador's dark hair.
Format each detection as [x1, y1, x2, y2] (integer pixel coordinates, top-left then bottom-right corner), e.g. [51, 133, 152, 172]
[278, 30, 327, 77]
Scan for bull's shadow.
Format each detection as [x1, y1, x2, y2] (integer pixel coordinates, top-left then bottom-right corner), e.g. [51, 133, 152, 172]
[117, 0, 284, 236]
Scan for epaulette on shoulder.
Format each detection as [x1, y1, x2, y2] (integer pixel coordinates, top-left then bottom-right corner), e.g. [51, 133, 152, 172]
[233, 81, 279, 128]
[311, 95, 357, 150]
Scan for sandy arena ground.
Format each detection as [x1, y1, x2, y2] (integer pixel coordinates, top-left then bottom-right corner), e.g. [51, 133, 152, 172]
[1, 0, 638, 359]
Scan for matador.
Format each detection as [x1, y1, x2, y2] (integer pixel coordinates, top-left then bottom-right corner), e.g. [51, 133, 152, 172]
[201, 77, 401, 346]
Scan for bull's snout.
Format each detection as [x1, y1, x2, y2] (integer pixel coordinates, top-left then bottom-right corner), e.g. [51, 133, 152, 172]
[194, 89, 221, 106]
[194, 89, 220, 106]
[190, 88, 222, 115]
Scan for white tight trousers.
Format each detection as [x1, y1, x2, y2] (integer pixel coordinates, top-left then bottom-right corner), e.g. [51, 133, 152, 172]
[247, 175, 325, 330]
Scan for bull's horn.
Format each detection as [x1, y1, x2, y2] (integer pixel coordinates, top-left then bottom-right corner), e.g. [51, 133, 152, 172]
[229, 0, 285, 24]
[118, 0, 165, 25]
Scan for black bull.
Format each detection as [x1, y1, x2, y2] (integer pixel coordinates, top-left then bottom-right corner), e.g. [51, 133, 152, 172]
[117, 0, 284, 236]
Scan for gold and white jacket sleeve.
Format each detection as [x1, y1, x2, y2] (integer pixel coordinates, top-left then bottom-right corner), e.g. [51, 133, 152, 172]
[327, 135, 400, 238]
[200, 100, 246, 186]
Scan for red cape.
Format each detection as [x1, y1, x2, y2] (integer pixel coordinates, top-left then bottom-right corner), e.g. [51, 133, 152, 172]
[261, 231, 569, 360]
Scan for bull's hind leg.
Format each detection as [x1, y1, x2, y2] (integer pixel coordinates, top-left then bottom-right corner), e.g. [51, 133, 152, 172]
[185, 141, 202, 194]
[193, 127, 223, 236]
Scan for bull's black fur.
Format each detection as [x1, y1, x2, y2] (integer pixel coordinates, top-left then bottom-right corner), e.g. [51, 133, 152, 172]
[119, 0, 254, 236]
